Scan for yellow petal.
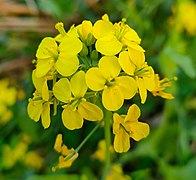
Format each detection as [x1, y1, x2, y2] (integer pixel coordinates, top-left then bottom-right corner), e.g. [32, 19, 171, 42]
[78, 101, 103, 121]
[114, 128, 130, 153]
[102, 86, 124, 111]
[62, 106, 83, 130]
[118, 51, 136, 75]
[27, 100, 43, 122]
[61, 145, 74, 156]
[32, 70, 45, 93]
[55, 54, 79, 77]
[125, 104, 141, 123]
[53, 78, 71, 103]
[59, 37, 82, 54]
[42, 80, 49, 101]
[54, 134, 63, 153]
[143, 67, 155, 91]
[35, 58, 54, 78]
[36, 37, 58, 59]
[41, 102, 51, 129]
[113, 113, 123, 134]
[85, 68, 106, 91]
[123, 27, 141, 44]
[124, 41, 145, 52]
[99, 56, 121, 79]
[93, 19, 114, 39]
[115, 76, 137, 99]
[70, 71, 87, 97]
[136, 77, 147, 104]
[156, 91, 174, 99]
[128, 47, 145, 68]
[95, 35, 123, 56]
[129, 122, 150, 141]
[82, 20, 93, 40]
[102, 14, 110, 21]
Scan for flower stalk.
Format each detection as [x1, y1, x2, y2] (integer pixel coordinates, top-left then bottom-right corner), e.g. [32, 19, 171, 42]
[102, 108, 112, 179]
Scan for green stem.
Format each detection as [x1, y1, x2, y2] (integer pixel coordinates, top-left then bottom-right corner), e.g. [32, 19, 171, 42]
[63, 121, 101, 162]
[102, 108, 112, 180]
[76, 121, 101, 152]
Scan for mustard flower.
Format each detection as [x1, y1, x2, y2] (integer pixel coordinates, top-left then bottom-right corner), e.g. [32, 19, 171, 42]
[27, 70, 51, 128]
[35, 35, 82, 78]
[53, 71, 103, 130]
[55, 22, 79, 42]
[119, 51, 155, 103]
[86, 56, 137, 111]
[151, 74, 177, 99]
[113, 104, 150, 153]
[93, 14, 144, 56]
[53, 134, 78, 170]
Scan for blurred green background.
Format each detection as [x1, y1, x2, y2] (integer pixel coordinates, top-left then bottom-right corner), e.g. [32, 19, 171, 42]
[0, 0, 196, 179]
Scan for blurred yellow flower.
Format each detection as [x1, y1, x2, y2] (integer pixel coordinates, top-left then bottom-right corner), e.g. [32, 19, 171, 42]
[86, 56, 137, 111]
[2, 134, 30, 169]
[106, 164, 131, 180]
[92, 139, 113, 162]
[0, 79, 17, 124]
[53, 71, 103, 130]
[24, 151, 44, 170]
[176, 1, 196, 35]
[113, 104, 150, 153]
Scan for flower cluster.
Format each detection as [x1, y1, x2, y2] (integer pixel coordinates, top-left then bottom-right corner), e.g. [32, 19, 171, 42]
[27, 14, 175, 168]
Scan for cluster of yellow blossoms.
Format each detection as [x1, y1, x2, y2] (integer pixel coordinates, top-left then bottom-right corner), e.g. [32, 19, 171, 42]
[27, 14, 175, 169]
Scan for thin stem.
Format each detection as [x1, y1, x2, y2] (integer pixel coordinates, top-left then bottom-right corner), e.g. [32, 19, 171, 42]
[76, 121, 101, 152]
[63, 121, 101, 162]
[102, 108, 112, 180]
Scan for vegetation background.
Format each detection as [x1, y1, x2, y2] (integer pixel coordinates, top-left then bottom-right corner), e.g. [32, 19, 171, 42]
[0, 0, 196, 179]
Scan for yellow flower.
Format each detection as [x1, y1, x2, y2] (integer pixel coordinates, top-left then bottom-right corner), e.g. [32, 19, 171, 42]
[53, 71, 103, 130]
[27, 70, 51, 129]
[55, 22, 79, 42]
[35, 35, 82, 78]
[86, 56, 137, 111]
[176, 1, 196, 35]
[2, 134, 30, 169]
[151, 74, 176, 99]
[93, 14, 144, 56]
[113, 104, 150, 153]
[106, 164, 131, 180]
[92, 139, 113, 162]
[53, 134, 78, 170]
[27, 99, 51, 129]
[119, 51, 155, 103]
[0, 79, 17, 124]
[23, 151, 44, 170]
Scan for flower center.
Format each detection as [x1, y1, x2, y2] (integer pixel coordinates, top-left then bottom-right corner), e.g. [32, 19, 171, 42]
[114, 19, 129, 41]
